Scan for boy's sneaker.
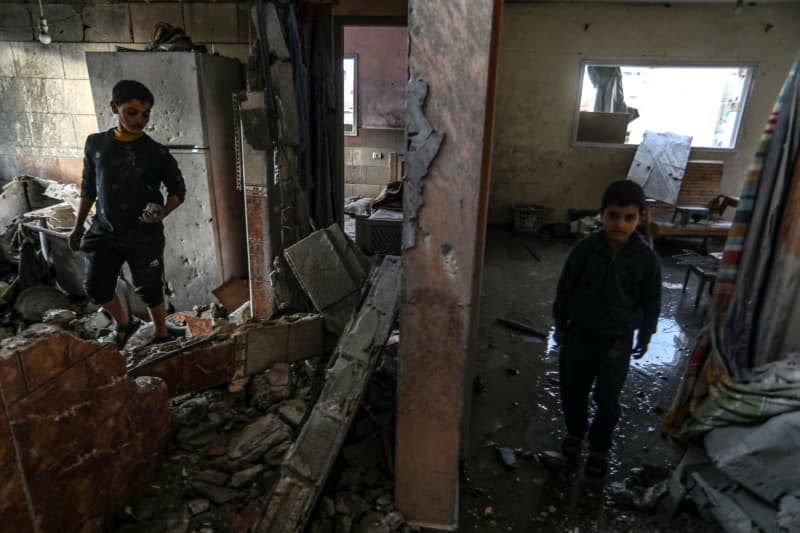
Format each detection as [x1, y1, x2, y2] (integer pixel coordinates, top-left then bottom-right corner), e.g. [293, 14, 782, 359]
[585, 450, 609, 478]
[561, 435, 582, 463]
[111, 318, 142, 350]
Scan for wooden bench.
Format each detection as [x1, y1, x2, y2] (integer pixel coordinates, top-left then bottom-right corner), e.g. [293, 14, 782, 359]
[643, 160, 738, 250]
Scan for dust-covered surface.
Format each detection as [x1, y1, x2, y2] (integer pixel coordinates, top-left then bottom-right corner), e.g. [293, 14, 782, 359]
[460, 228, 724, 532]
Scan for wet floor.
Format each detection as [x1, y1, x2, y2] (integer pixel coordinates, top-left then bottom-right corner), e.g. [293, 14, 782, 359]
[459, 228, 722, 532]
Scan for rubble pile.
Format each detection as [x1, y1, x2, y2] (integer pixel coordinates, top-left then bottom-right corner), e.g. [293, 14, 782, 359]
[307, 335, 415, 533]
[111, 335, 411, 533]
[111, 361, 312, 532]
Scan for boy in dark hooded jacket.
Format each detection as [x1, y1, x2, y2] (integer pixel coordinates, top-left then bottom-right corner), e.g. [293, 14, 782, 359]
[553, 180, 661, 477]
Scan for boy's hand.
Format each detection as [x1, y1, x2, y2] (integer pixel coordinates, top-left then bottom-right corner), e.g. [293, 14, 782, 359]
[68, 226, 84, 252]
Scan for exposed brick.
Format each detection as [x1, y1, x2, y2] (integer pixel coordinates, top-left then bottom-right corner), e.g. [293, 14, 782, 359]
[130, 4, 184, 43]
[0, 351, 27, 404]
[0, 462, 35, 533]
[9, 362, 95, 479]
[182, 341, 235, 393]
[86, 345, 128, 422]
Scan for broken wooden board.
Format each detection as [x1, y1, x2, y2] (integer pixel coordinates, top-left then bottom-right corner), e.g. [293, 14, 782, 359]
[256, 255, 401, 533]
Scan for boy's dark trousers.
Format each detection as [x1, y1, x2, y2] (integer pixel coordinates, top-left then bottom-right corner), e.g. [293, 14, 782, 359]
[559, 326, 633, 453]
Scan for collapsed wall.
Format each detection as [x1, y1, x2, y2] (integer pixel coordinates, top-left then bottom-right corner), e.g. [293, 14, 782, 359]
[0, 326, 170, 532]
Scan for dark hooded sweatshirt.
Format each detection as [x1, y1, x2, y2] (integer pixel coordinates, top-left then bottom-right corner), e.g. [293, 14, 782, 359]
[553, 230, 661, 338]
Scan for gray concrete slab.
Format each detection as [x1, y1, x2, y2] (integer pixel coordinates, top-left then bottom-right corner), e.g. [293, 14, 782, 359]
[284, 228, 359, 311]
[11, 42, 64, 78]
[0, 4, 33, 41]
[82, 4, 132, 43]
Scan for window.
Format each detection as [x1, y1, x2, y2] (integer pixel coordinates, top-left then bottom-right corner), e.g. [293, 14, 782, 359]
[574, 62, 754, 149]
[343, 55, 357, 136]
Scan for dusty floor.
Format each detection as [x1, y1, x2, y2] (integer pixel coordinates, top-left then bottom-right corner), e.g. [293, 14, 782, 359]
[459, 227, 723, 532]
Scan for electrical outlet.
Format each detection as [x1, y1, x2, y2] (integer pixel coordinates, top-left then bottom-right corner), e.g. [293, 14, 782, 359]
[371, 151, 383, 160]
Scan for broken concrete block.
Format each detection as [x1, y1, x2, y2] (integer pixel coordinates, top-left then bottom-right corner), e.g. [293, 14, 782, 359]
[249, 369, 291, 410]
[265, 440, 291, 467]
[245, 322, 289, 374]
[227, 414, 292, 466]
[287, 314, 324, 361]
[188, 498, 210, 516]
[230, 464, 265, 488]
[278, 398, 307, 427]
[195, 469, 230, 487]
[258, 2, 291, 61]
[192, 481, 239, 505]
[284, 227, 361, 311]
[271, 61, 300, 146]
[258, 257, 400, 533]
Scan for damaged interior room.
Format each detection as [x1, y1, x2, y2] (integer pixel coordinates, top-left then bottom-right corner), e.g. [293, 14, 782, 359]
[1, 0, 799, 532]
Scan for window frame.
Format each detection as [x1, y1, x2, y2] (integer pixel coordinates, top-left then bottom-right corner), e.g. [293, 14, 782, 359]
[571, 59, 757, 152]
[343, 54, 358, 137]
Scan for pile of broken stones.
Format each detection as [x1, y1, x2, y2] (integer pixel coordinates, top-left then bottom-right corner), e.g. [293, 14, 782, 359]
[112, 336, 415, 533]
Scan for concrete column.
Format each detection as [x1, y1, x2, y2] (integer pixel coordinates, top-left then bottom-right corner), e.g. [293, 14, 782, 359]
[395, 0, 502, 529]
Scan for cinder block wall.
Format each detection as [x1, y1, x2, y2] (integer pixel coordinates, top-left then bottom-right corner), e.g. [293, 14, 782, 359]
[0, 328, 170, 533]
[0, 1, 250, 186]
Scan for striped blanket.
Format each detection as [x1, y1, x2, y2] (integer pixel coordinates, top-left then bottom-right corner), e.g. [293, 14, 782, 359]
[664, 52, 800, 444]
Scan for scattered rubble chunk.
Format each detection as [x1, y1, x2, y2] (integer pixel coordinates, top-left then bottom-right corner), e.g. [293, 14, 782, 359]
[230, 464, 266, 488]
[227, 414, 292, 465]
